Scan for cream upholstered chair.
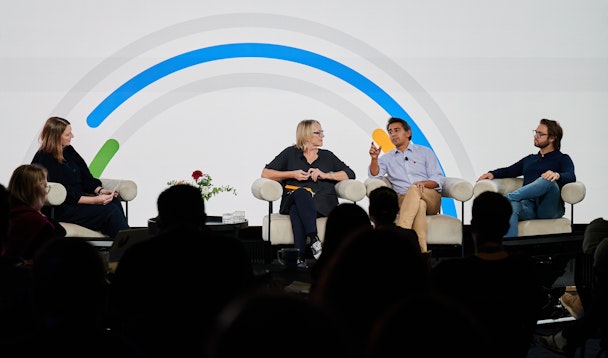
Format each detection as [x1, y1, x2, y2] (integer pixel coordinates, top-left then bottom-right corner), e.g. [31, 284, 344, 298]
[473, 178, 586, 236]
[251, 178, 367, 245]
[364, 177, 474, 252]
[46, 179, 138, 238]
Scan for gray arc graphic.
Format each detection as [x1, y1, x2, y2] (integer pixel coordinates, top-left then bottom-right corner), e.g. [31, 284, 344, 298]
[25, 13, 473, 182]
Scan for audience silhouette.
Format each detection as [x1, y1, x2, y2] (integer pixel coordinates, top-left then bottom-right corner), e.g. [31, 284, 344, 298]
[431, 191, 546, 358]
[0, 184, 8, 246]
[366, 292, 494, 358]
[207, 288, 347, 358]
[309, 202, 372, 290]
[24, 237, 129, 356]
[310, 227, 428, 357]
[2, 164, 66, 263]
[0, 183, 36, 349]
[538, 217, 608, 356]
[108, 184, 255, 356]
[368, 186, 420, 249]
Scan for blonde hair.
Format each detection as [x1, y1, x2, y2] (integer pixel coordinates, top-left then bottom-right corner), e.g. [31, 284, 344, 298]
[8, 164, 48, 207]
[294, 119, 320, 151]
[38, 116, 71, 163]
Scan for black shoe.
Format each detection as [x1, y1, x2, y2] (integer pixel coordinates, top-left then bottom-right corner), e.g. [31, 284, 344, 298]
[537, 333, 568, 356]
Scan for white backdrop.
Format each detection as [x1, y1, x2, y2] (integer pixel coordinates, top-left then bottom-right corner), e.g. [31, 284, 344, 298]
[1, 0, 606, 228]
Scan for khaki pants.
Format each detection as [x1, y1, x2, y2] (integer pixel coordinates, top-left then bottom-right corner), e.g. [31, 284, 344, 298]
[397, 186, 441, 253]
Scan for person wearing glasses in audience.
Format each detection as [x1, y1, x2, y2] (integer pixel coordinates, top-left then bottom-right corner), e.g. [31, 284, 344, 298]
[262, 119, 356, 267]
[476, 118, 576, 238]
[368, 117, 445, 253]
[1, 164, 66, 263]
[31, 117, 129, 239]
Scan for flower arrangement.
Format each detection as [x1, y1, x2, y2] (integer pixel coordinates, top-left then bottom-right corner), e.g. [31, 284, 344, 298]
[167, 169, 237, 201]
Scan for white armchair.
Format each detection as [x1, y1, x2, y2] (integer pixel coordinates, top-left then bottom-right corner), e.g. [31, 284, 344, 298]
[251, 178, 367, 245]
[46, 179, 138, 238]
[364, 177, 474, 251]
[473, 178, 586, 236]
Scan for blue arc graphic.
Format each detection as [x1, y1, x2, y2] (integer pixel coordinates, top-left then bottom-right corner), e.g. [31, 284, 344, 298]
[88, 42, 456, 217]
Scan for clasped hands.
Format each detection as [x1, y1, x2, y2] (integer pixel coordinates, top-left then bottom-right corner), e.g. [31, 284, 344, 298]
[294, 168, 331, 182]
[97, 189, 119, 205]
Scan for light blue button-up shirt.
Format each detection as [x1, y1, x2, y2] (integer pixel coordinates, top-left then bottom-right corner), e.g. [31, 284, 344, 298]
[368, 142, 445, 195]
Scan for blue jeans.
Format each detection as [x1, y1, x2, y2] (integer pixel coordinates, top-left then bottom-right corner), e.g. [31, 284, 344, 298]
[504, 177, 564, 238]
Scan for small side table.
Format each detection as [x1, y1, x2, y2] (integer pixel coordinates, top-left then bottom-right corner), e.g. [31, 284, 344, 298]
[205, 215, 248, 238]
[147, 216, 248, 238]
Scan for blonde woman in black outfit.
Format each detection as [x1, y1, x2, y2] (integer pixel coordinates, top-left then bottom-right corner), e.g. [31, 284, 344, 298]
[262, 119, 356, 266]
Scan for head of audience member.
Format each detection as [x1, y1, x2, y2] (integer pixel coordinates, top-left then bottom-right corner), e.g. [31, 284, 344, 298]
[471, 191, 512, 248]
[311, 203, 372, 287]
[156, 183, 207, 232]
[109, 182, 254, 356]
[321, 202, 372, 260]
[0, 184, 8, 249]
[368, 186, 400, 228]
[8, 164, 49, 212]
[311, 227, 428, 354]
[207, 289, 347, 358]
[366, 292, 492, 358]
[595, 238, 608, 274]
[583, 217, 608, 255]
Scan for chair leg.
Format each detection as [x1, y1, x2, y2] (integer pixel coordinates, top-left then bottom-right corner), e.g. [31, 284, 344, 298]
[267, 201, 273, 244]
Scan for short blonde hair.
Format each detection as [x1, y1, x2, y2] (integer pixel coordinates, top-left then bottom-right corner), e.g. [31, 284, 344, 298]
[294, 119, 320, 151]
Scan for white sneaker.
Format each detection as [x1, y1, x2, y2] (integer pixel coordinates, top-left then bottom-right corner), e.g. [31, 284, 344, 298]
[311, 240, 322, 260]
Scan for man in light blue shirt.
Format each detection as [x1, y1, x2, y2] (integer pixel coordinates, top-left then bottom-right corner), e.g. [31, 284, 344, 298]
[369, 117, 445, 252]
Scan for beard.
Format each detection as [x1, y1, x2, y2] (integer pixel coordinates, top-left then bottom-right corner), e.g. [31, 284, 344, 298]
[534, 139, 550, 150]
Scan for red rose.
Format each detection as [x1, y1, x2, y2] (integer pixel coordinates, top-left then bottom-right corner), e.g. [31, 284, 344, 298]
[192, 170, 203, 180]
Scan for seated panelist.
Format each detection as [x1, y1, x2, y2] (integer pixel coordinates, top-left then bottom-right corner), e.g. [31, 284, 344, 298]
[368, 117, 444, 253]
[31, 116, 129, 238]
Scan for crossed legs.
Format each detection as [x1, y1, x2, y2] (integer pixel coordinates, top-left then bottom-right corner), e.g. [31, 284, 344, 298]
[396, 186, 441, 252]
[504, 177, 564, 238]
[288, 188, 318, 259]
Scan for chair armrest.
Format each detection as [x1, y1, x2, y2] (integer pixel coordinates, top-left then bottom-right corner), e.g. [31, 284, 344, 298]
[335, 179, 366, 202]
[100, 178, 138, 202]
[364, 177, 392, 197]
[561, 181, 586, 205]
[473, 178, 524, 197]
[45, 182, 67, 206]
[473, 178, 585, 206]
[251, 178, 283, 202]
[442, 177, 474, 202]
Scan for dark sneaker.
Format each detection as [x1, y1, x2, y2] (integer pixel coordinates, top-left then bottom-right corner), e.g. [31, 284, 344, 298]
[297, 259, 308, 269]
[537, 333, 568, 356]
